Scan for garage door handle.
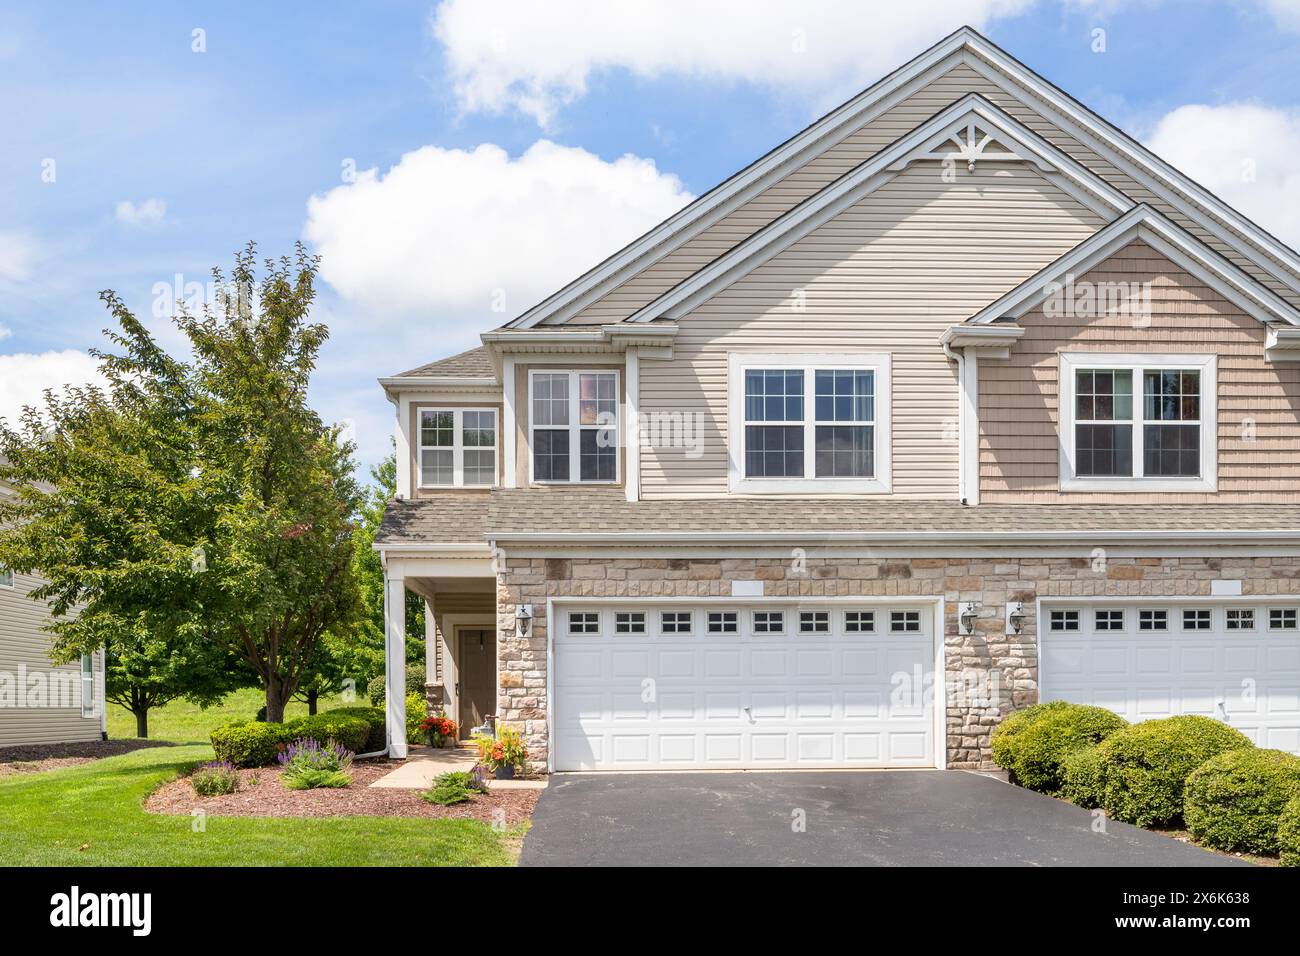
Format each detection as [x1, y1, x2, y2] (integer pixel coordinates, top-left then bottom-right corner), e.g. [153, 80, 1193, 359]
[743, 706, 755, 724]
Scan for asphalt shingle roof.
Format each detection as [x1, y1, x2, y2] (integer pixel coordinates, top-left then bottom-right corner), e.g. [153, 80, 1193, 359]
[394, 346, 496, 379]
[375, 488, 1300, 546]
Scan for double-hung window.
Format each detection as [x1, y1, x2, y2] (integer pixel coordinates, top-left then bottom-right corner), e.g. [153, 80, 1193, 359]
[728, 353, 890, 493]
[80, 654, 95, 718]
[418, 408, 497, 487]
[530, 370, 620, 483]
[1060, 354, 1215, 492]
[0, 564, 13, 589]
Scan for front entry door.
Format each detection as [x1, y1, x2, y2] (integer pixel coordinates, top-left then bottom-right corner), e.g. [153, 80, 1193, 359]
[458, 628, 496, 738]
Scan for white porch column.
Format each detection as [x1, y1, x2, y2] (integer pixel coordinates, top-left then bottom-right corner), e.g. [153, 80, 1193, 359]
[424, 595, 437, 694]
[959, 347, 980, 506]
[384, 572, 408, 758]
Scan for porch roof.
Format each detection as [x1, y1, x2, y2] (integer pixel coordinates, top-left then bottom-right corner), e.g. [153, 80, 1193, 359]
[376, 488, 1300, 547]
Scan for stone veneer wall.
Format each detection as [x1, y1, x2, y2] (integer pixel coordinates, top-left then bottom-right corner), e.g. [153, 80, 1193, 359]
[494, 554, 1300, 771]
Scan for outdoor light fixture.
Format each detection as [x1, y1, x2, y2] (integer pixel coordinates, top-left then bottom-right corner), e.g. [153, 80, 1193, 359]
[958, 601, 979, 635]
[515, 604, 533, 637]
[1006, 602, 1027, 635]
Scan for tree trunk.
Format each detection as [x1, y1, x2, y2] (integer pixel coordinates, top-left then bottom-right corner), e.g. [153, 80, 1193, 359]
[265, 675, 290, 724]
[134, 707, 149, 738]
[307, 688, 319, 715]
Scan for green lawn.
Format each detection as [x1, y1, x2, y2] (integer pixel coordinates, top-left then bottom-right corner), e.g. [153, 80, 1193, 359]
[0, 744, 515, 866]
[108, 687, 363, 743]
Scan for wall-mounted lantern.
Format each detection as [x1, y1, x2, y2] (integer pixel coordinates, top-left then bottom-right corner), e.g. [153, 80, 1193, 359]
[958, 601, 980, 635]
[1006, 601, 1027, 635]
[515, 604, 533, 638]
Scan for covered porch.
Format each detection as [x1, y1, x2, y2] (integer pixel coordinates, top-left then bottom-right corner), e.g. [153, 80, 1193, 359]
[381, 547, 498, 759]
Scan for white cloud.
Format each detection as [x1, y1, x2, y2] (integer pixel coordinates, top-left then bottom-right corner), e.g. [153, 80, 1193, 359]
[0, 230, 37, 281]
[0, 325, 10, 342]
[303, 139, 693, 316]
[0, 350, 106, 425]
[1146, 102, 1300, 249]
[431, 0, 1034, 126]
[114, 198, 167, 227]
[1259, 0, 1300, 30]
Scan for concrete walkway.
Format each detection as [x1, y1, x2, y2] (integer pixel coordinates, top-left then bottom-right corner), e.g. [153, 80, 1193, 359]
[369, 746, 547, 791]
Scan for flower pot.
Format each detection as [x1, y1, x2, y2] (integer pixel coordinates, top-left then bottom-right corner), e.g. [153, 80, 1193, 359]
[494, 765, 516, 780]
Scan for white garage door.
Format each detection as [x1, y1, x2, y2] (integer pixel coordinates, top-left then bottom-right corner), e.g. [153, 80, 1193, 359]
[553, 602, 937, 771]
[1040, 601, 1300, 752]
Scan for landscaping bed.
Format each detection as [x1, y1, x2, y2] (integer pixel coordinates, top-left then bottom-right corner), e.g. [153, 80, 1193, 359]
[0, 739, 173, 777]
[146, 757, 539, 824]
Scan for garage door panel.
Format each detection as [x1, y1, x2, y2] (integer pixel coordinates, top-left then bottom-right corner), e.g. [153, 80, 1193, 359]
[554, 602, 936, 770]
[1040, 602, 1300, 755]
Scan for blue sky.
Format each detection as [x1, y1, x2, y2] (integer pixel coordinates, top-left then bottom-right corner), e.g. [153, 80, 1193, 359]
[3, 0, 1300, 474]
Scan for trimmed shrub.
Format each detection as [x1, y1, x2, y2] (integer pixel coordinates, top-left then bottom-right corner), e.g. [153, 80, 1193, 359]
[210, 721, 290, 767]
[285, 713, 371, 755]
[1278, 796, 1300, 867]
[1060, 745, 1105, 809]
[1096, 715, 1253, 828]
[190, 760, 240, 796]
[367, 665, 427, 707]
[405, 691, 427, 744]
[990, 700, 1072, 781]
[329, 706, 386, 752]
[1012, 704, 1128, 792]
[1184, 748, 1300, 854]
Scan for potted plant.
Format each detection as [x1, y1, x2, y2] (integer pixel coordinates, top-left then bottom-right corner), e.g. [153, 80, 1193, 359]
[473, 725, 528, 779]
[419, 714, 459, 748]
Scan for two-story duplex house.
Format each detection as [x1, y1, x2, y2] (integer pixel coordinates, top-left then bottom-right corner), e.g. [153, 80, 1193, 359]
[374, 26, 1300, 772]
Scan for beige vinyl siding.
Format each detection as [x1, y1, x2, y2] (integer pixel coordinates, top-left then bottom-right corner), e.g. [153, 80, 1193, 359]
[0, 566, 102, 746]
[564, 60, 1300, 327]
[980, 240, 1300, 503]
[639, 161, 1105, 497]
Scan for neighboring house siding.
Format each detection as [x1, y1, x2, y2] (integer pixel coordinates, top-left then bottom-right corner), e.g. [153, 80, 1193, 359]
[0, 567, 103, 747]
[979, 240, 1300, 502]
[638, 161, 1104, 497]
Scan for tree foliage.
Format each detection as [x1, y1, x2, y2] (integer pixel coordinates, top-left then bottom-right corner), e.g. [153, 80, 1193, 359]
[0, 244, 361, 723]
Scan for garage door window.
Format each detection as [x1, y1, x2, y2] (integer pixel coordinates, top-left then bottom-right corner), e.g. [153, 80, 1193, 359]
[753, 610, 784, 634]
[845, 610, 875, 633]
[891, 610, 921, 633]
[1183, 609, 1212, 630]
[707, 611, 737, 634]
[1226, 608, 1255, 630]
[568, 612, 599, 634]
[1270, 608, 1298, 630]
[799, 611, 830, 634]
[1139, 609, 1168, 631]
[615, 612, 646, 634]
[661, 611, 692, 634]
[1094, 609, 1125, 631]
[1049, 609, 1079, 632]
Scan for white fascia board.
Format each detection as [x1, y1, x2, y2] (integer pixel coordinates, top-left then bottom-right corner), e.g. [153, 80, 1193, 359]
[967, 205, 1300, 327]
[505, 30, 977, 331]
[940, 324, 1025, 349]
[378, 375, 499, 391]
[481, 330, 606, 345]
[627, 94, 1132, 324]
[488, 528, 1300, 547]
[1266, 326, 1300, 362]
[957, 42, 1300, 297]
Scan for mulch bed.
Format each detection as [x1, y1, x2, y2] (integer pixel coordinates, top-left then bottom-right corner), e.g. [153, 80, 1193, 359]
[145, 758, 540, 825]
[0, 739, 175, 777]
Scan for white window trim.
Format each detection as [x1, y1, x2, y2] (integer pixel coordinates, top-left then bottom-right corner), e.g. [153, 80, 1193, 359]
[727, 352, 892, 494]
[417, 407, 499, 489]
[80, 653, 95, 719]
[1059, 352, 1217, 493]
[528, 369, 622, 485]
[0, 565, 13, 589]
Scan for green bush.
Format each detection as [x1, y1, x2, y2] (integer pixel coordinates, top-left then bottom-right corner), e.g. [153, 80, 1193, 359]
[285, 712, 371, 754]
[279, 737, 353, 790]
[1060, 746, 1105, 808]
[367, 665, 427, 707]
[1278, 796, 1300, 867]
[421, 770, 483, 806]
[1096, 716, 1253, 828]
[1184, 748, 1300, 854]
[329, 706, 386, 752]
[190, 760, 240, 796]
[210, 721, 290, 767]
[405, 692, 427, 744]
[990, 700, 1071, 781]
[1012, 705, 1128, 792]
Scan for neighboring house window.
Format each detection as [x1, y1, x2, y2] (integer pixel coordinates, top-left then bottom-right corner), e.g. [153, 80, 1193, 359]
[418, 408, 497, 487]
[1059, 354, 1216, 491]
[0, 565, 13, 589]
[529, 370, 619, 483]
[81, 654, 95, 718]
[727, 353, 891, 493]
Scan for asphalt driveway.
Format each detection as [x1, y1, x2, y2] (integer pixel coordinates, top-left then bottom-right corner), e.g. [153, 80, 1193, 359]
[519, 770, 1245, 867]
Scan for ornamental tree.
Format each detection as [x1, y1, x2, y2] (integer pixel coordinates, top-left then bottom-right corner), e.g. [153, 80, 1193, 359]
[0, 244, 361, 723]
